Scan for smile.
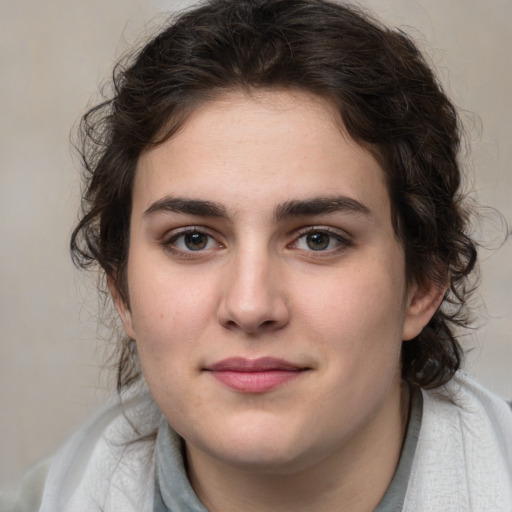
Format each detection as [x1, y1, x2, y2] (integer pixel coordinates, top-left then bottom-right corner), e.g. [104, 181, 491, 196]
[205, 357, 309, 393]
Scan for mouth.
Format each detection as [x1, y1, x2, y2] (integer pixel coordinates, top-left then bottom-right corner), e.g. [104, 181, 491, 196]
[204, 357, 310, 393]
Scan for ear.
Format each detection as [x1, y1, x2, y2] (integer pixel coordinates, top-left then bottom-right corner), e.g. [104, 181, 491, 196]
[108, 276, 136, 340]
[402, 279, 447, 341]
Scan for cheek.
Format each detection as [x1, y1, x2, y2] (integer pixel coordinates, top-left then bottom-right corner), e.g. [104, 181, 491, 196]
[293, 258, 407, 405]
[298, 263, 406, 344]
[126, 258, 219, 362]
[128, 278, 213, 414]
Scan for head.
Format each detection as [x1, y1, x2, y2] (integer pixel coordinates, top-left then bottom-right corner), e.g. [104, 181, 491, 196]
[71, 0, 477, 394]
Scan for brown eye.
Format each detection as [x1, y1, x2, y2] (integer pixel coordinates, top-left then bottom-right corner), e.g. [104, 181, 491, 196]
[305, 232, 331, 251]
[167, 229, 218, 252]
[292, 228, 350, 254]
[183, 231, 209, 250]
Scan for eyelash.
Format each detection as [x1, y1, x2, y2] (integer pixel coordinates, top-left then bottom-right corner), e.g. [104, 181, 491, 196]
[290, 226, 352, 255]
[162, 226, 352, 258]
[163, 227, 222, 257]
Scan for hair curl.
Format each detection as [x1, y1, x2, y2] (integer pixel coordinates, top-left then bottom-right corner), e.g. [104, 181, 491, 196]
[71, 0, 477, 392]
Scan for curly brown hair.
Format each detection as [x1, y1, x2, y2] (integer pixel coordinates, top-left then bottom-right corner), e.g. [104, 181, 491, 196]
[71, 0, 477, 392]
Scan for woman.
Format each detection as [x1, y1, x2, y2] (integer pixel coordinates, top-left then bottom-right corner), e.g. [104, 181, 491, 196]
[5, 0, 512, 510]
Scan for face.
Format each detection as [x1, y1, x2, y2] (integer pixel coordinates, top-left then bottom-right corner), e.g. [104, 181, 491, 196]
[115, 90, 437, 475]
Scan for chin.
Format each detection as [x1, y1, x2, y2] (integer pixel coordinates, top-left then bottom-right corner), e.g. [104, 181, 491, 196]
[211, 444, 312, 475]
[187, 416, 320, 474]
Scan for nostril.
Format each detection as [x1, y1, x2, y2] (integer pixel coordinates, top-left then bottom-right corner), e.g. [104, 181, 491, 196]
[219, 314, 286, 334]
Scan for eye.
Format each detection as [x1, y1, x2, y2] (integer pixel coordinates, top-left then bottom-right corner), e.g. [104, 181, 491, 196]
[293, 229, 349, 252]
[167, 229, 219, 252]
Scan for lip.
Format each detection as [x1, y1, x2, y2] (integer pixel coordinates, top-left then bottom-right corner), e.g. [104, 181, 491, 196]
[204, 357, 308, 393]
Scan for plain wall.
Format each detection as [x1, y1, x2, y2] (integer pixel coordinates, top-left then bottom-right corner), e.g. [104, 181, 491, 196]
[1, 0, 510, 490]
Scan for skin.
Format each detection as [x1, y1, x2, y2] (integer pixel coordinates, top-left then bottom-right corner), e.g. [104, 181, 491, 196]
[113, 90, 443, 512]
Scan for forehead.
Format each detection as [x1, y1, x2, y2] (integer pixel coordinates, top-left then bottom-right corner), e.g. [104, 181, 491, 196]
[134, 89, 390, 221]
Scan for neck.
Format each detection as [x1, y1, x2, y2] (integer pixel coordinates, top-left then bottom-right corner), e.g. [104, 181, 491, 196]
[186, 380, 410, 512]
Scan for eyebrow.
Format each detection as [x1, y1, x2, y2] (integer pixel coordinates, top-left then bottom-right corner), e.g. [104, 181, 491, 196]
[144, 197, 228, 218]
[143, 195, 371, 221]
[273, 195, 371, 222]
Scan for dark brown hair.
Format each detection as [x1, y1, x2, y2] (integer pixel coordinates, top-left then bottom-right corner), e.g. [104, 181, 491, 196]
[71, 0, 477, 392]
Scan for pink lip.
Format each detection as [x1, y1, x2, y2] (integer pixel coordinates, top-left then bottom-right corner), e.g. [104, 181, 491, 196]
[205, 357, 308, 393]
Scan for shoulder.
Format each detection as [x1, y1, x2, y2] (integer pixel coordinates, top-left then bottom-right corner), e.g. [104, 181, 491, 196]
[404, 373, 512, 512]
[30, 389, 161, 512]
[424, 373, 512, 442]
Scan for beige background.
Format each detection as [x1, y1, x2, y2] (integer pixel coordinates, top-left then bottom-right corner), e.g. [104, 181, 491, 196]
[1, 0, 511, 491]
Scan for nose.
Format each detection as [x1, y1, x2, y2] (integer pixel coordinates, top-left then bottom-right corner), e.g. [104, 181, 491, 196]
[217, 248, 290, 335]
